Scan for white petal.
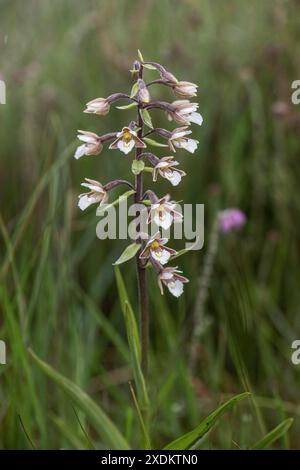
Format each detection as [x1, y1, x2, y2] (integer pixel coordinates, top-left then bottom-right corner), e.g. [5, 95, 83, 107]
[78, 194, 100, 211]
[186, 139, 198, 153]
[81, 182, 103, 193]
[163, 170, 182, 186]
[153, 212, 161, 227]
[167, 280, 184, 297]
[78, 134, 96, 143]
[189, 112, 203, 126]
[156, 161, 170, 169]
[179, 138, 198, 153]
[117, 139, 135, 154]
[172, 130, 192, 139]
[181, 104, 198, 115]
[86, 104, 99, 112]
[173, 211, 183, 223]
[160, 270, 174, 280]
[151, 248, 171, 265]
[158, 211, 173, 230]
[74, 144, 87, 159]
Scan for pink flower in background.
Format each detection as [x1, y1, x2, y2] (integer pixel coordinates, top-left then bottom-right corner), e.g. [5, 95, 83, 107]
[219, 208, 246, 233]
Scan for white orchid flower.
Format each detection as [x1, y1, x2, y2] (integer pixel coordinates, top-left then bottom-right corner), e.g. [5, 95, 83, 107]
[148, 195, 183, 230]
[169, 100, 203, 126]
[78, 178, 108, 211]
[139, 232, 177, 265]
[74, 130, 103, 160]
[109, 127, 146, 155]
[152, 157, 186, 186]
[158, 266, 189, 297]
[168, 127, 199, 154]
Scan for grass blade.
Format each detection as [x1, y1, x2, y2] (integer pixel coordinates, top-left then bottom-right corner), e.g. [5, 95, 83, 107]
[164, 392, 251, 450]
[29, 349, 130, 450]
[251, 418, 293, 450]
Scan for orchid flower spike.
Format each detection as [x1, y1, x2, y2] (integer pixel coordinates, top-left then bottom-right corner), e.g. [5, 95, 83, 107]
[74, 52, 204, 304]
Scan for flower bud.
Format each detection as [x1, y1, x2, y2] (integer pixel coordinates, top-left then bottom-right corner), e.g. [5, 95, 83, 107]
[174, 81, 198, 98]
[137, 79, 150, 103]
[84, 97, 110, 115]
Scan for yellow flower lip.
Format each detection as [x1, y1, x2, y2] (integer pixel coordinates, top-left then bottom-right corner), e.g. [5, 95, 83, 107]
[123, 130, 132, 143]
[151, 240, 160, 250]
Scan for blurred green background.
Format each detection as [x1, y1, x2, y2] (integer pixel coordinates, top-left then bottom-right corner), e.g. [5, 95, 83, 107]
[1, 0, 300, 450]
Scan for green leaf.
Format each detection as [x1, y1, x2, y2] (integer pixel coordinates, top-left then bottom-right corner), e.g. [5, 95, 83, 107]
[114, 267, 149, 409]
[143, 137, 168, 148]
[129, 382, 151, 450]
[131, 160, 145, 175]
[116, 102, 137, 110]
[130, 82, 139, 98]
[113, 243, 141, 266]
[96, 190, 135, 216]
[164, 392, 251, 450]
[28, 349, 130, 450]
[251, 418, 293, 450]
[143, 63, 157, 71]
[140, 109, 153, 129]
[137, 49, 144, 62]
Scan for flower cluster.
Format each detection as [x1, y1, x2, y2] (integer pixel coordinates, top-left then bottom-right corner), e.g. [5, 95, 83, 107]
[74, 53, 203, 298]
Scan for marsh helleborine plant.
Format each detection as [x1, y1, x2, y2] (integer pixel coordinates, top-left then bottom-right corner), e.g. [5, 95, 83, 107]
[74, 52, 203, 374]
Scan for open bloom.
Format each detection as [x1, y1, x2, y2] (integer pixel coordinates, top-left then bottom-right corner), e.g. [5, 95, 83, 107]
[148, 195, 183, 230]
[140, 232, 177, 265]
[153, 157, 186, 186]
[169, 100, 203, 126]
[158, 267, 189, 297]
[174, 81, 198, 98]
[219, 208, 246, 233]
[84, 97, 110, 115]
[168, 127, 199, 154]
[78, 178, 108, 211]
[74, 130, 103, 160]
[109, 127, 146, 155]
